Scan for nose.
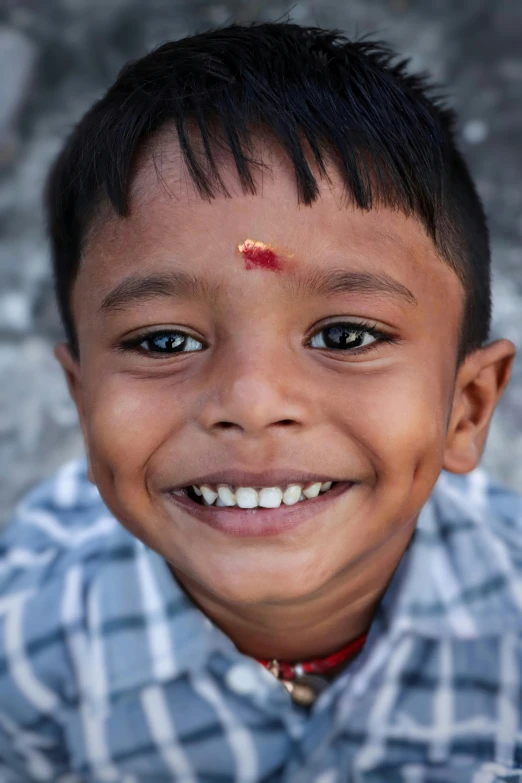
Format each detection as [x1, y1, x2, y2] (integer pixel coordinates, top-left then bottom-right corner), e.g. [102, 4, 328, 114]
[196, 340, 309, 437]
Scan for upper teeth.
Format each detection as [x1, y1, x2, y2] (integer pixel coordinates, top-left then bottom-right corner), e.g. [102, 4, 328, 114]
[195, 481, 332, 508]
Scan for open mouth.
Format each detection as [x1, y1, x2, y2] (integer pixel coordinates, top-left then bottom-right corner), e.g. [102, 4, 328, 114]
[167, 479, 354, 537]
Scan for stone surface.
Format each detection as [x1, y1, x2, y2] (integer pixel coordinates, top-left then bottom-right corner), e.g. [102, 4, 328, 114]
[0, 25, 36, 163]
[0, 0, 521, 527]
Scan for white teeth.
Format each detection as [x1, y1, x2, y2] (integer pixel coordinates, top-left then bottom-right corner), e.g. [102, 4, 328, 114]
[282, 484, 302, 505]
[200, 485, 218, 504]
[303, 482, 322, 499]
[259, 487, 283, 508]
[217, 485, 236, 506]
[193, 481, 335, 507]
[235, 487, 259, 508]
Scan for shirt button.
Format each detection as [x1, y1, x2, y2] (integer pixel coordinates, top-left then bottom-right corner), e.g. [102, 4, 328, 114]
[225, 663, 261, 695]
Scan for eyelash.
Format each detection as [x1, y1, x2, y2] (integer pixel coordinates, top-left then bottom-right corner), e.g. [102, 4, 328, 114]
[117, 321, 396, 358]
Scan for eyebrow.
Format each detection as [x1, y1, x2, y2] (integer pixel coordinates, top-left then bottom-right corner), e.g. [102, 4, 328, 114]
[289, 267, 418, 306]
[99, 271, 219, 312]
[99, 266, 417, 312]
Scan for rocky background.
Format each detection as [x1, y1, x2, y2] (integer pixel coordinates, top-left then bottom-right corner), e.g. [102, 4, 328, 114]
[0, 0, 521, 528]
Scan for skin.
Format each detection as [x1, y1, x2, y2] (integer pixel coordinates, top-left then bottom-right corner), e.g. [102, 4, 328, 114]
[56, 142, 515, 664]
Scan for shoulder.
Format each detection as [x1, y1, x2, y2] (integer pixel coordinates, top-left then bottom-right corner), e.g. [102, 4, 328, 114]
[413, 466, 522, 635]
[0, 460, 122, 724]
[434, 466, 522, 555]
[388, 467, 522, 639]
[0, 458, 119, 596]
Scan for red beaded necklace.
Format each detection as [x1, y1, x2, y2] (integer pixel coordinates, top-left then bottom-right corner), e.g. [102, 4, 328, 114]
[256, 632, 368, 706]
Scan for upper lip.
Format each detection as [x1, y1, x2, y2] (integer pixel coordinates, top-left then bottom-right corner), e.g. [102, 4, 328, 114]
[168, 469, 347, 490]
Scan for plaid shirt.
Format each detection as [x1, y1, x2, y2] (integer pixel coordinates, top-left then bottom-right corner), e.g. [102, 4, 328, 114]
[1, 460, 522, 783]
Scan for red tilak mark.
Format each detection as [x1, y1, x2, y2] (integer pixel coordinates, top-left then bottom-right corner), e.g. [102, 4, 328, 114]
[238, 240, 283, 271]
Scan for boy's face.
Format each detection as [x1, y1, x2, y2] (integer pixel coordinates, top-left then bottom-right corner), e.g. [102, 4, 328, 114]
[57, 142, 513, 608]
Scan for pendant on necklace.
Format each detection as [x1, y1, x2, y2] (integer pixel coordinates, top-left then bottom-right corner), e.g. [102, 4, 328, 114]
[266, 660, 329, 706]
[281, 675, 329, 706]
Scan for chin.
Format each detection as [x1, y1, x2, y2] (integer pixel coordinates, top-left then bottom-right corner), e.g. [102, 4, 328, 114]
[191, 557, 330, 606]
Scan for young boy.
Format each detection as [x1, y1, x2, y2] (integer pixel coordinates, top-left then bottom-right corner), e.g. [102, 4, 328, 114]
[0, 20, 520, 783]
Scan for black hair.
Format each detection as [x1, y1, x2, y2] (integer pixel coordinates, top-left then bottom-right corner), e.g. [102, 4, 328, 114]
[45, 21, 491, 362]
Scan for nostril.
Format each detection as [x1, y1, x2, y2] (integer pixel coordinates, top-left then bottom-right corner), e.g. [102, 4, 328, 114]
[212, 419, 298, 432]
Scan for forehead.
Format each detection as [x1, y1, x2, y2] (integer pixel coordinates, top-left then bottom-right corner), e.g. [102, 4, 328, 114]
[77, 137, 463, 321]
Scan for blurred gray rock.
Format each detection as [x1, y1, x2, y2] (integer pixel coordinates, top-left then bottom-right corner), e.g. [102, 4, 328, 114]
[0, 26, 36, 165]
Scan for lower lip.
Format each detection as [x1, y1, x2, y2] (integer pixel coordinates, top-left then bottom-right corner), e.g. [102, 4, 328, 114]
[165, 482, 354, 537]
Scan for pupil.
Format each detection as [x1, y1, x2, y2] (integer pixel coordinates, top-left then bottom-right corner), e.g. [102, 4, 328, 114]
[149, 334, 184, 352]
[324, 326, 362, 349]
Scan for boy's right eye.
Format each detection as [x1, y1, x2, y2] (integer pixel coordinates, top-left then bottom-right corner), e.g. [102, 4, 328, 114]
[118, 330, 205, 355]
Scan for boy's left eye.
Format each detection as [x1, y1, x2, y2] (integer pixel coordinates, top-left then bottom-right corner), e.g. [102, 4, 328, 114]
[308, 322, 387, 353]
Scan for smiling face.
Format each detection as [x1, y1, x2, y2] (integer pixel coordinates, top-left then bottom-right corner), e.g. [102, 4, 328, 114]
[56, 141, 506, 618]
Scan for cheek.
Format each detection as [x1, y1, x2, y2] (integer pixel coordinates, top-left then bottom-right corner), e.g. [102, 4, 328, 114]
[341, 365, 448, 477]
[84, 375, 187, 474]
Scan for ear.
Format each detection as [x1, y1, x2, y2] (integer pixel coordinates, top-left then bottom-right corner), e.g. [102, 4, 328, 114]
[443, 339, 516, 474]
[54, 343, 95, 484]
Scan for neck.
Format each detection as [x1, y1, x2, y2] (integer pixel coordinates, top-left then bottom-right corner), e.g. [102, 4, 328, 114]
[170, 519, 416, 663]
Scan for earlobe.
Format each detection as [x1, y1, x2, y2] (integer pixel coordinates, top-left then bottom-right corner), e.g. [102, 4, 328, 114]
[443, 339, 515, 474]
[53, 342, 95, 484]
